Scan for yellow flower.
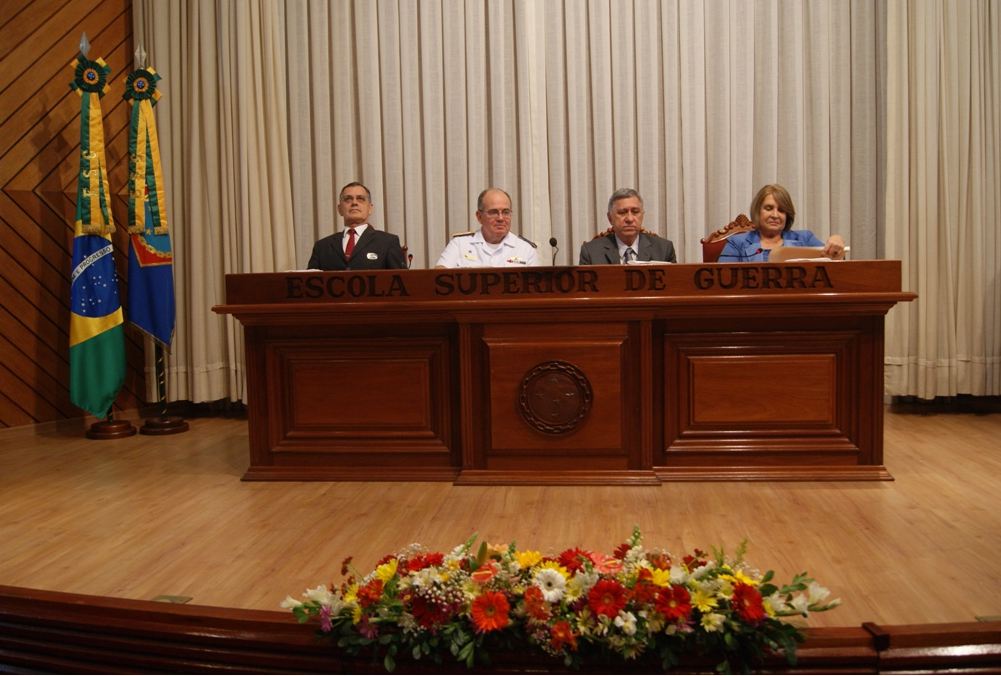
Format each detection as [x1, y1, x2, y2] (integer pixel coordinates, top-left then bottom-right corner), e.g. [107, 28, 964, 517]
[536, 560, 570, 578]
[485, 542, 508, 558]
[648, 568, 672, 587]
[690, 587, 718, 612]
[721, 569, 758, 586]
[375, 559, 398, 583]
[763, 597, 777, 617]
[351, 604, 362, 624]
[515, 550, 543, 569]
[343, 583, 359, 604]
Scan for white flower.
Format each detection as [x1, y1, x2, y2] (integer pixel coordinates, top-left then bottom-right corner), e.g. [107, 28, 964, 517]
[669, 564, 688, 585]
[304, 584, 333, 605]
[700, 612, 726, 632]
[566, 569, 598, 601]
[614, 610, 638, 636]
[767, 591, 789, 613]
[279, 595, 303, 610]
[410, 567, 443, 589]
[446, 544, 467, 562]
[533, 568, 567, 603]
[790, 594, 810, 615]
[623, 545, 646, 565]
[807, 581, 831, 604]
[690, 563, 713, 580]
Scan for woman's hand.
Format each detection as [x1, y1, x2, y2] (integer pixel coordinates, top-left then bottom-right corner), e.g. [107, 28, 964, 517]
[823, 234, 846, 259]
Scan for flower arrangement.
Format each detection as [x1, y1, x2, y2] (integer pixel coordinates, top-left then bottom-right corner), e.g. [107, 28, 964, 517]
[283, 528, 839, 673]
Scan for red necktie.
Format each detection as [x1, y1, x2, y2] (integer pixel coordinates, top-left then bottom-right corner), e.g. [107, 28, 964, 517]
[345, 228, 357, 258]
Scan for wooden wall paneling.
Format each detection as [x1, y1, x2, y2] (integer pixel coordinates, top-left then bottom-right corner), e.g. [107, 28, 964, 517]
[0, 331, 74, 420]
[0, 1, 100, 93]
[0, 0, 142, 428]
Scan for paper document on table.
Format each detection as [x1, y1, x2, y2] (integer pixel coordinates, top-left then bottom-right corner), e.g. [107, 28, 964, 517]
[626, 259, 674, 265]
[769, 246, 850, 263]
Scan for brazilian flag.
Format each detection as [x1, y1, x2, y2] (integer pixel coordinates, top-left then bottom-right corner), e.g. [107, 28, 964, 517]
[68, 53, 125, 417]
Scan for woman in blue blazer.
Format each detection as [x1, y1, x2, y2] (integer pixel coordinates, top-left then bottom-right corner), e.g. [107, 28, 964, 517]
[719, 184, 846, 262]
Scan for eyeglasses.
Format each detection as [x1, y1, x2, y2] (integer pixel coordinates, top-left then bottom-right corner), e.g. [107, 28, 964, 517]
[482, 208, 512, 218]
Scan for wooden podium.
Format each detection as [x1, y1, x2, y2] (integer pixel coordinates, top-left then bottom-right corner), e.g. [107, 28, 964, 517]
[215, 262, 915, 484]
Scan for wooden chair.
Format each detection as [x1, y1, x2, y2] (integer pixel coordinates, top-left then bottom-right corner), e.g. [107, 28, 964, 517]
[701, 214, 754, 262]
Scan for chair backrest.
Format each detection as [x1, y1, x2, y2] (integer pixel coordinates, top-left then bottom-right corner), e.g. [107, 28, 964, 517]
[701, 214, 754, 262]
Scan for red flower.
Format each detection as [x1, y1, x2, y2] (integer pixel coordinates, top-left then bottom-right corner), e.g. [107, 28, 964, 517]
[683, 549, 708, 571]
[558, 547, 591, 573]
[732, 583, 766, 624]
[630, 579, 659, 605]
[356, 579, 384, 608]
[587, 579, 627, 618]
[408, 592, 453, 629]
[340, 556, 354, 576]
[402, 552, 444, 573]
[470, 591, 510, 633]
[523, 585, 550, 621]
[648, 552, 672, 570]
[550, 620, 577, 652]
[655, 584, 692, 621]
[613, 542, 631, 559]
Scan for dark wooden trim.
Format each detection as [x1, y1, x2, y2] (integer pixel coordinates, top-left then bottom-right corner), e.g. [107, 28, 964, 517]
[2, 586, 998, 673]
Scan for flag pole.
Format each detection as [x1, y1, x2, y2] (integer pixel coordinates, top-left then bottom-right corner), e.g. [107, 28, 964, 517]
[140, 341, 188, 435]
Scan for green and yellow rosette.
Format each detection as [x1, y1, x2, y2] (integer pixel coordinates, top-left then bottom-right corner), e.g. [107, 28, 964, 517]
[69, 54, 115, 236]
[123, 66, 168, 235]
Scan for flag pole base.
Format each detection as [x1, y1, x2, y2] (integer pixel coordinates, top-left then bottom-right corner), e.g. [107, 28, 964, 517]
[140, 415, 189, 435]
[86, 419, 137, 439]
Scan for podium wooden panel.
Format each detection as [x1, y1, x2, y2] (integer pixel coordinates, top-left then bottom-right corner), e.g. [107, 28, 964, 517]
[215, 262, 914, 484]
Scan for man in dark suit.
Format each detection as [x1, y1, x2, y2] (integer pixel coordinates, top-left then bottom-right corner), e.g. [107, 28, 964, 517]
[306, 182, 407, 270]
[578, 188, 677, 265]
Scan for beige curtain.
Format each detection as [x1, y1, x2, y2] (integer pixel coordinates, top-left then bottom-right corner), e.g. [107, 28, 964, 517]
[284, 0, 879, 269]
[134, 0, 296, 403]
[884, 0, 1001, 398]
[133, 0, 1001, 403]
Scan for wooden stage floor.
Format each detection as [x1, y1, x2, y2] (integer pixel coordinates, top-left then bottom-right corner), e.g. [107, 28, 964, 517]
[1, 408, 999, 630]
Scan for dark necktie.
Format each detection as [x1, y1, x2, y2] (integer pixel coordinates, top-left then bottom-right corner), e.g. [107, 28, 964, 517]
[623, 247, 636, 264]
[345, 228, 357, 258]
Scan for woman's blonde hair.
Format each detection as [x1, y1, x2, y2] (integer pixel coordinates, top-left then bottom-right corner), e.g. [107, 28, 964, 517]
[750, 184, 796, 231]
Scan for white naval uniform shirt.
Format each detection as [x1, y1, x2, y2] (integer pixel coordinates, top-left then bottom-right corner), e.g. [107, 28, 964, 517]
[435, 230, 539, 268]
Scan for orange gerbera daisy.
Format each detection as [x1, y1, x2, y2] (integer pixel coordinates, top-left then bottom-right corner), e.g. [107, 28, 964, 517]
[470, 591, 510, 633]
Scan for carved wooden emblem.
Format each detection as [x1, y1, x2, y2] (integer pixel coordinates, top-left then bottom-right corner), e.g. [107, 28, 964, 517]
[518, 361, 592, 434]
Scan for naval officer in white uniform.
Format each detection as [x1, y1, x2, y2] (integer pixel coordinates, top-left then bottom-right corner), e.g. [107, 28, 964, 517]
[435, 188, 539, 268]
